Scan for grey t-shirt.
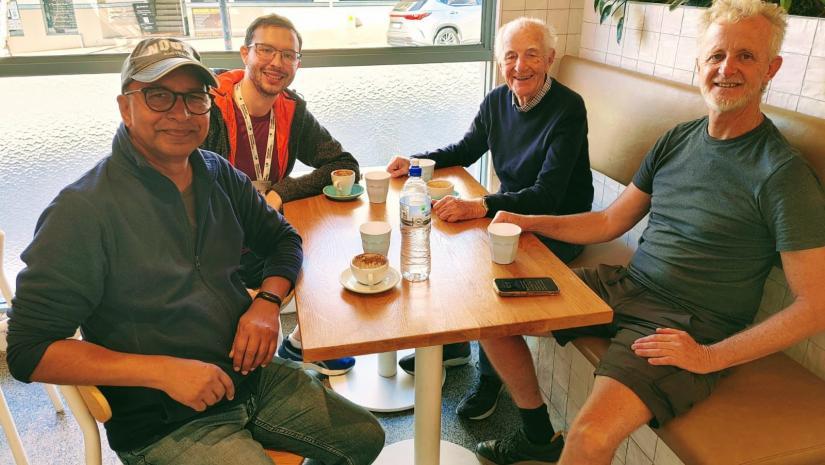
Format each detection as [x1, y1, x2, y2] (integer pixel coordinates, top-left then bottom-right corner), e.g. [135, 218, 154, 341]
[627, 116, 825, 340]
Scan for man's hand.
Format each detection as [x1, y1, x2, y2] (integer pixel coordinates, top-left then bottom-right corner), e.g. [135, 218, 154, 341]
[158, 358, 235, 412]
[386, 156, 411, 178]
[491, 210, 526, 228]
[433, 197, 487, 223]
[229, 298, 280, 375]
[265, 190, 283, 211]
[632, 328, 717, 374]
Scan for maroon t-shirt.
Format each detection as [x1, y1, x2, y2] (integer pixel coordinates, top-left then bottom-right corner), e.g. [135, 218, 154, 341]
[232, 100, 280, 182]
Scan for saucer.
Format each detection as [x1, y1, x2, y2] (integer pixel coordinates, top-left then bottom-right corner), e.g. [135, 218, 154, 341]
[340, 267, 401, 294]
[431, 191, 460, 201]
[323, 184, 365, 201]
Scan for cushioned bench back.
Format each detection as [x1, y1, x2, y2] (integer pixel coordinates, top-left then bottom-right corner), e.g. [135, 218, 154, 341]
[556, 55, 825, 186]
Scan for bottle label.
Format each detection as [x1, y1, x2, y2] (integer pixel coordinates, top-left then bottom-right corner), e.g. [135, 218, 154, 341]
[400, 200, 431, 226]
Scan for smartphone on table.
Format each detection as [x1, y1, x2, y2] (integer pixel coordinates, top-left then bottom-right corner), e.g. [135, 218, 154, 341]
[493, 277, 559, 296]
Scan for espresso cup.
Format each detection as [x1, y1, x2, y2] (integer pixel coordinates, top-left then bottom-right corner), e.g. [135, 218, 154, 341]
[331, 169, 355, 196]
[487, 223, 522, 265]
[364, 171, 391, 204]
[350, 253, 390, 286]
[418, 159, 436, 182]
[360, 221, 391, 256]
[427, 179, 454, 200]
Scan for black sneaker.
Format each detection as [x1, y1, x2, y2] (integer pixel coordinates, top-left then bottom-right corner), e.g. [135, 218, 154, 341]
[476, 430, 564, 465]
[398, 341, 471, 375]
[456, 375, 504, 420]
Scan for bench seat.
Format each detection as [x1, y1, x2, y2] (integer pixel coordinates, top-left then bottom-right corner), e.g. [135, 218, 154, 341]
[573, 336, 825, 465]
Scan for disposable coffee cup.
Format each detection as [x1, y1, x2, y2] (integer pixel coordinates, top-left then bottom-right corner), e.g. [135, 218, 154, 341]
[331, 169, 355, 196]
[350, 253, 389, 285]
[364, 171, 391, 204]
[487, 223, 522, 265]
[360, 221, 391, 256]
[418, 159, 436, 182]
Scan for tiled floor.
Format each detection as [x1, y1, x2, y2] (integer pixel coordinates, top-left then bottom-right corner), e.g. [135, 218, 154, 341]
[1, 312, 523, 465]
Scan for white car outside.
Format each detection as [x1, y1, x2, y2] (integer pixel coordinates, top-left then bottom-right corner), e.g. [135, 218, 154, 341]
[386, 0, 482, 46]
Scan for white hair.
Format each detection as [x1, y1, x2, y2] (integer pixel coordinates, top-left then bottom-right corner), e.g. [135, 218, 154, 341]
[494, 17, 557, 62]
[698, 0, 787, 58]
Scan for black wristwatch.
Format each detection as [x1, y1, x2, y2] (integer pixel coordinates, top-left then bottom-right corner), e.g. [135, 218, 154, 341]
[255, 291, 283, 308]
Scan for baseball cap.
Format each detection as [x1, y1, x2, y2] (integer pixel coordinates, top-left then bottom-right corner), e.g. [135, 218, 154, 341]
[121, 37, 217, 91]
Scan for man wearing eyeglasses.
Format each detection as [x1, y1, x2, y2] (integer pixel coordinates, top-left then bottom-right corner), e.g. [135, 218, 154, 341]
[202, 14, 360, 376]
[7, 37, 384, 465]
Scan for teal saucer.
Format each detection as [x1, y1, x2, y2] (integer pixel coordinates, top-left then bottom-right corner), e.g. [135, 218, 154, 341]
[323, 184, 365, 201]
[431, 190, 460, 201]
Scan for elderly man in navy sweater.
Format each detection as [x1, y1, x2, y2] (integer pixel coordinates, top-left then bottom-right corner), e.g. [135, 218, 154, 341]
[386, 17, 593, 422]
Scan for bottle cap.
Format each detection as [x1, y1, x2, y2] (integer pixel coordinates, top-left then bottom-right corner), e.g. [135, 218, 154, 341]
[408, 160, 422, 177]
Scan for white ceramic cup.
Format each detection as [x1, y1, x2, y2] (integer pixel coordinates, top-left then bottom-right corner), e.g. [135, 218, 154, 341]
[360, 221, 392, 256]
[427, 179, 454, 200]
[487, 222, 522, 265]
[331, 169, 355, 196]
[350, 253, 390, 285]
[418, 159, 436, 182]
[364, 171, 391, 204]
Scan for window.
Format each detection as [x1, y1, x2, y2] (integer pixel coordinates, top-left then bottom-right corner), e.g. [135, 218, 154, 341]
[0, 61, 488, 281]
[1, 0, 492, 56]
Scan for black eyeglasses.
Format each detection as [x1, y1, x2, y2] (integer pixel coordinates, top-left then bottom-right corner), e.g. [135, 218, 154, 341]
[249, 43, 302, 64]
[123, 87, 212, 115]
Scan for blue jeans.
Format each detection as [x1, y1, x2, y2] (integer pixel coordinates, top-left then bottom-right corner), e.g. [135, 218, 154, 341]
[117, 357, 384, 465]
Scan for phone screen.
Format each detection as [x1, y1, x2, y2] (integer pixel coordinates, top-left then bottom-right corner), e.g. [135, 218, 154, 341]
[494, 277, 559, 296]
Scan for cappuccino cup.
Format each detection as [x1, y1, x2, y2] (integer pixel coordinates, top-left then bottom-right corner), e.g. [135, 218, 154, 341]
[350, 253, 389, 286]
[331, 169, 356, 196]
[427, 179, 454, 200]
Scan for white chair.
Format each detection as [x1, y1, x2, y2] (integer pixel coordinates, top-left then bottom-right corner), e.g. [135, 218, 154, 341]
[1, 229, 65, 465]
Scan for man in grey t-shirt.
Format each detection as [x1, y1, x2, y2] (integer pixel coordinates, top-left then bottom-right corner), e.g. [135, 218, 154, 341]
[473, 1, 825, 465]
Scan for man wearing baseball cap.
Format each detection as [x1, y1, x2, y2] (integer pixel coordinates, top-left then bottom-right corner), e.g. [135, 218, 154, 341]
[6, 37, 384, 465]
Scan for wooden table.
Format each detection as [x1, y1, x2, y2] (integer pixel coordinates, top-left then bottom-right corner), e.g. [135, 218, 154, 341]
[284, 166, 613, 465]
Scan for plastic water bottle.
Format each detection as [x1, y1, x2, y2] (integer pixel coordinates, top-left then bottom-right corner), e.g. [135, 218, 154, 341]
[400, 160, 431, 282]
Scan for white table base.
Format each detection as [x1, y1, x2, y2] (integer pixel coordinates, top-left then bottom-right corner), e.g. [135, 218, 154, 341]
[374, 439, 479, 465]
[373, 346, 478, 465]
[329, 349, 446, 412]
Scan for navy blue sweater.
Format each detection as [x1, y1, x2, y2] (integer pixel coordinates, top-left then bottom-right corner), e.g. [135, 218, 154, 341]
[6, 124, 303, 451]
[416, 80, 593, 218]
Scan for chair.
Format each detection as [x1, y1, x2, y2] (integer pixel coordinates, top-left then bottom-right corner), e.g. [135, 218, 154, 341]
[61, 385, 305, 465]
[1, 229, 65, 465]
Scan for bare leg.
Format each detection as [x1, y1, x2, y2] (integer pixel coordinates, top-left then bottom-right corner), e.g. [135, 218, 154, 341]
[559, 376, 652, 465]
[479, 336, 543, 408]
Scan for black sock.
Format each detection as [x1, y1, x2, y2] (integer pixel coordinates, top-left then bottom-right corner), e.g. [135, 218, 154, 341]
[519, 404, 555, 444]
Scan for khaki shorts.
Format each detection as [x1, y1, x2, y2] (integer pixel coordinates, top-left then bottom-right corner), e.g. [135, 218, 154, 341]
[552, 264, 722, 427]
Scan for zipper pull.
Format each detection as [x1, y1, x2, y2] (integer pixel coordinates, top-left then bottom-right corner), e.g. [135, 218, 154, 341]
[194, 256, 201, 270]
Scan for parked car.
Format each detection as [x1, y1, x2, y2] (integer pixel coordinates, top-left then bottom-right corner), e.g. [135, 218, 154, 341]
[387, 0, 482, 46]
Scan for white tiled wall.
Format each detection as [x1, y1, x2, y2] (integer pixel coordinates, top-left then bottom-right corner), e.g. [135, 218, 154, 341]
[526, 169, 825, 465]
[571, 2, 825, 119]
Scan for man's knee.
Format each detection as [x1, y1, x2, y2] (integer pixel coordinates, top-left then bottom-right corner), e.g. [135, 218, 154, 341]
[349, 415, 385, 465]
[565, 414, 621, 458]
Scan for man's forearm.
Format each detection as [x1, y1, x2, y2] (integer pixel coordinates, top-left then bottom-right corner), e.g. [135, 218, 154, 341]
[31, 339, 170, 389]
[707, 298, 825, 371]
[520, 210, 617, 245]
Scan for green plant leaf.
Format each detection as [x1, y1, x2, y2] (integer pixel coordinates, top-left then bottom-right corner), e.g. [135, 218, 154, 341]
[668, 0, 686, 11]
[594, 0, 600, 14]
[779, 0, 792, 11]
[616, 15, 625, 44]
[600, 3, 614, 24]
